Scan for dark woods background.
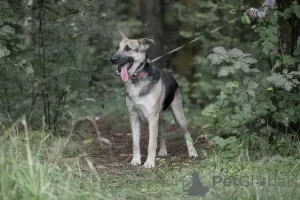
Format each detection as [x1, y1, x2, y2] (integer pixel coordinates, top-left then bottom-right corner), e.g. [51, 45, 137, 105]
[1, 0, 300, 143]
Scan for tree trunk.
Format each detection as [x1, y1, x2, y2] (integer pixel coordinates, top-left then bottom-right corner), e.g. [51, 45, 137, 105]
[140, 0, 163, 67]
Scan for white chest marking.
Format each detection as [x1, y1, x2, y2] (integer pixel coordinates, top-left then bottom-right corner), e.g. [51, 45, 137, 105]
[125, 81, 161, 121]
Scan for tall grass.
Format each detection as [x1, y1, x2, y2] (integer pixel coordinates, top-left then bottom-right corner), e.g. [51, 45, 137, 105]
[0, 129, 105, 200]
[0, 124, 300, 200]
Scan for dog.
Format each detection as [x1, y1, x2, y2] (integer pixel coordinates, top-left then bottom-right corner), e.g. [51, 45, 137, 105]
[110, 30, 198, 168]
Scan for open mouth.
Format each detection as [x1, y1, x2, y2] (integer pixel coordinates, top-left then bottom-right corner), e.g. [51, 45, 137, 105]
[117, 61, 133, 73]
[117, 61, 133, 82]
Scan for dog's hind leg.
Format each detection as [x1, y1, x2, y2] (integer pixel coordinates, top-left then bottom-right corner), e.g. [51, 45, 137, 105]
[157, 117, 167, 157]
[170, 90, 199, 158]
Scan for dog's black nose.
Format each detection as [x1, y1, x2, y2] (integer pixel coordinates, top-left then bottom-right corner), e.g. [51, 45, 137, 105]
[111, 57, 117, 64]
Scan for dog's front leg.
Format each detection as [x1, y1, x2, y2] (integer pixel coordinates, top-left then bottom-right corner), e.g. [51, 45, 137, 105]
[130, 112, 141, 166]
[144, 115, 159, 168]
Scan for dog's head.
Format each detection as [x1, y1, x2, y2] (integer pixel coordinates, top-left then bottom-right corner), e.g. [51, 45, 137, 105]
[111, 30, 155, 82]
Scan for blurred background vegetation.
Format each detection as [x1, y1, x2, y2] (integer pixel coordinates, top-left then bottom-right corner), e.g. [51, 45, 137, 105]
[0, 0, 299, 140]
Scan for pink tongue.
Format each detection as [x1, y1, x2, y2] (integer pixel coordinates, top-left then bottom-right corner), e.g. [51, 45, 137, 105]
[120, 64, 129, 82]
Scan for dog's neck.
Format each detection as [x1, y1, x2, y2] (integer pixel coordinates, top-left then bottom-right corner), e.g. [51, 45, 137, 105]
[124, 59, 161, 98]
[131, 57, 151, 79]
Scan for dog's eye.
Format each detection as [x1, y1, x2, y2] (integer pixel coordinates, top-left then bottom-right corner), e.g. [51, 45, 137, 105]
[116, 45, 119, 50]
[125, 45, 131, 51]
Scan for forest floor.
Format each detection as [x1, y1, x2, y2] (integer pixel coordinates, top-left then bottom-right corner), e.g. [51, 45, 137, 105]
[73, 115, 209, 171]
[69, 115, 300, 200]
[1, 113, 300, 200]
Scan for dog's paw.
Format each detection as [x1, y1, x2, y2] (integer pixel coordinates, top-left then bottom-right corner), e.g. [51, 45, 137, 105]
[157, 149, 168, 157]
[143, 160, 155, 168]
[188, 148, 199, 158]
[130, 158, 141, 166]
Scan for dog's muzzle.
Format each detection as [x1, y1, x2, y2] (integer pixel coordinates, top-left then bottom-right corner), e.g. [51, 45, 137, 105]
[111, 56, 134, 73]
[111, 56, 134, 81]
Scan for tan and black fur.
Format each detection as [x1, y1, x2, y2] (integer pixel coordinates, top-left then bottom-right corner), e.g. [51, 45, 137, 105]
[111, 31, 198, 168]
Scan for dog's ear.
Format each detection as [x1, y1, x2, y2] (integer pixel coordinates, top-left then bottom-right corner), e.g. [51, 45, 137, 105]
[138, 38, 155, 52]
[118, 29, 128, 39]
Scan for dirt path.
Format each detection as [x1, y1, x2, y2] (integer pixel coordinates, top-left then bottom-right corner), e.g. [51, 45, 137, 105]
[72, 115, 209, 171]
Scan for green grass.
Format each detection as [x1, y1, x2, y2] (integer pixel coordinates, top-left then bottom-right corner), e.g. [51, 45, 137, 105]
[0, 130, 300, 200]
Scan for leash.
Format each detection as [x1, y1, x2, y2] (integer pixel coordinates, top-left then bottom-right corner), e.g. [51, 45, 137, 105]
[151, 17, 240, 63]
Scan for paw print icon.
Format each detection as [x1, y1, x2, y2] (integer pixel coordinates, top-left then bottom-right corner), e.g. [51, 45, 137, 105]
[181, 172, 209, 197]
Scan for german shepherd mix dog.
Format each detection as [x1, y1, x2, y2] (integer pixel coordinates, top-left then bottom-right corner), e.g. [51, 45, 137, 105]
[111, 31, 198, 168]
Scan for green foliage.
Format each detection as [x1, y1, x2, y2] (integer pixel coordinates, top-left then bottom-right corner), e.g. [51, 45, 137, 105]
[207, 47, 258, 76]
[204, 43, 300, 135]
[203, 47, 260, 133]
[212, 135, 236, 148]
[267, 70, 300, 92]
[0, 0, 299, 147]
[175, 0, 261, 106]
[0, 0, 140, 132]
[201, 1, 300, 137]
[0, 45, 10, 58]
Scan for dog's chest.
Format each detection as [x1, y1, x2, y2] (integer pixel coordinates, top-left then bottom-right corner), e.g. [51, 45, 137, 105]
[126, 87, 151, 108]
[127, 95, 153, 120]
[125, 80, 150, 101]
[125, 82, 159, 120]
